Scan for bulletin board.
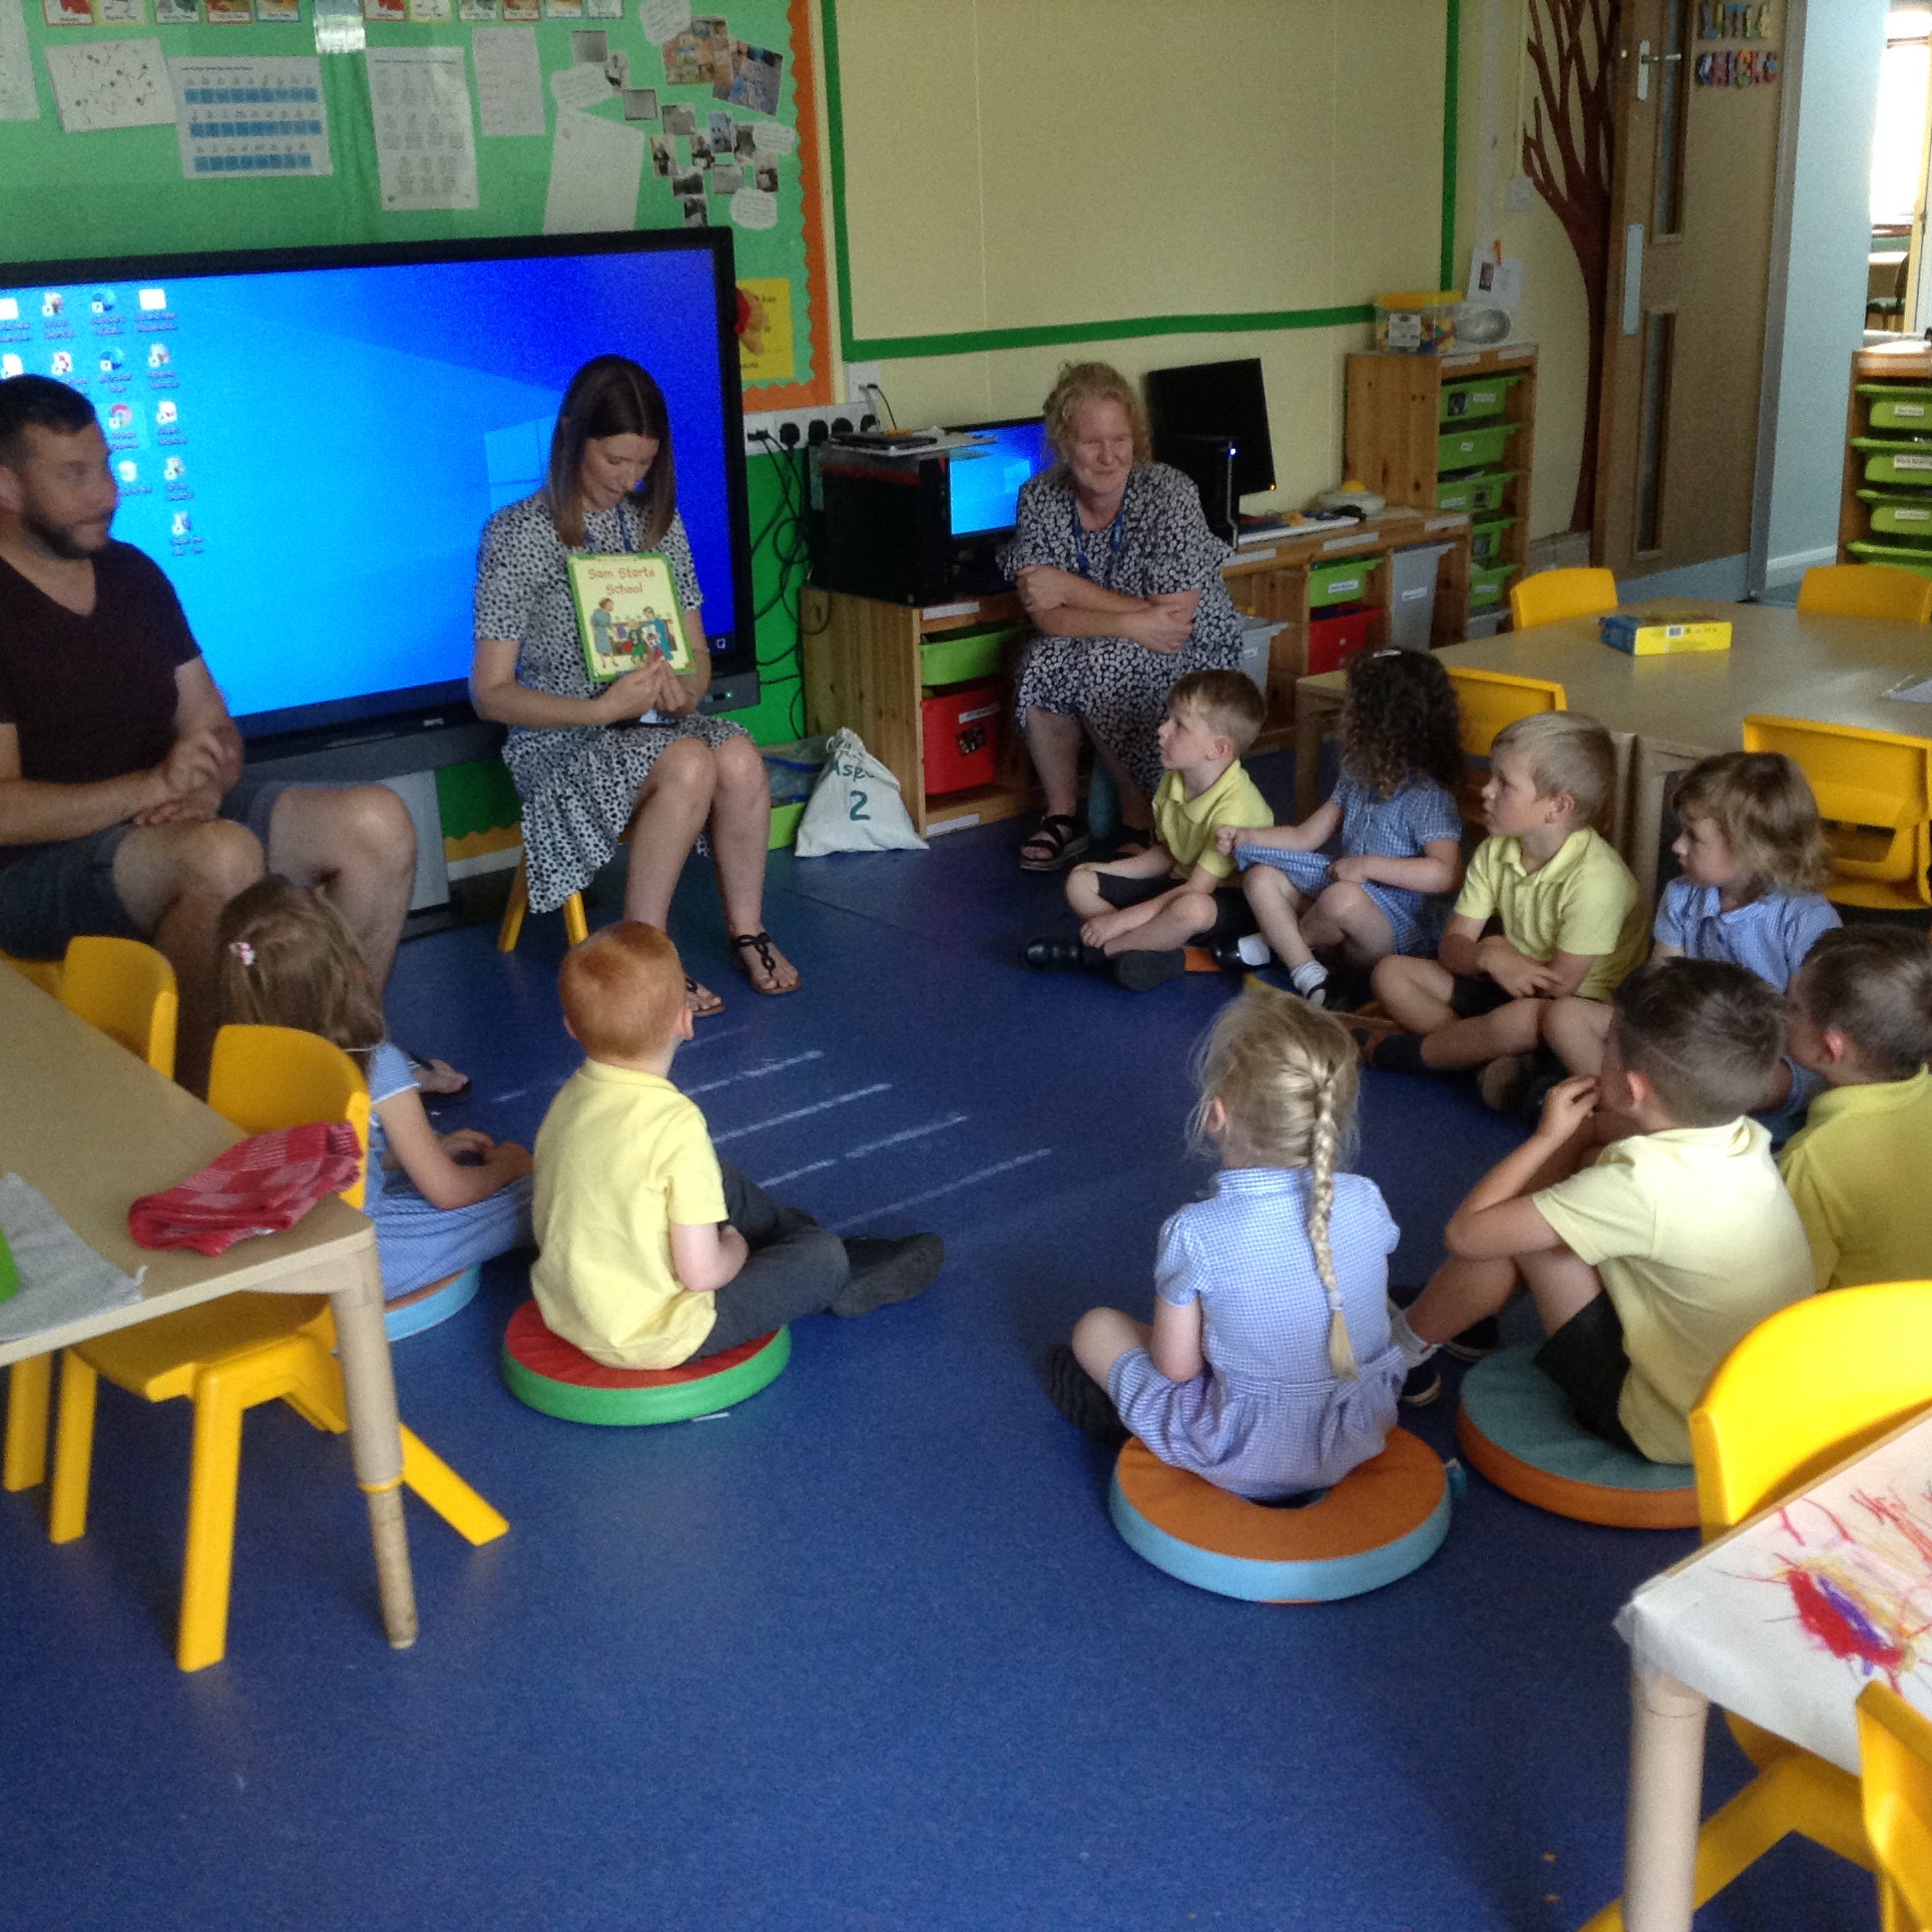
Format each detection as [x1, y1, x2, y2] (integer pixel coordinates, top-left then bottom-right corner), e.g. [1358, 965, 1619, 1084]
[0, 0, 831, 402]
[823, 0, 1453, 362]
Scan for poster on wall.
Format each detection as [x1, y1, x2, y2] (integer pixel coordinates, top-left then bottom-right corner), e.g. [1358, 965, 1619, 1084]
[169, 53, 331, 176]
[44, 36, 174, 129]
[736, 276, 792, 382]
[365, 45, 478, 210]
[0, 0, 38, 118]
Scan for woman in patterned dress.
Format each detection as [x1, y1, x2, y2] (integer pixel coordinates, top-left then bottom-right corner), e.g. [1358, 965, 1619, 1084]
[470, 356, 796, 1011]
[1008, 361, 1244, 871]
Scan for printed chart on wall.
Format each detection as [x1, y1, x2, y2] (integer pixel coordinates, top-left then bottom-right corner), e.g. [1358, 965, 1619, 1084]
[0, 0, 826, 401]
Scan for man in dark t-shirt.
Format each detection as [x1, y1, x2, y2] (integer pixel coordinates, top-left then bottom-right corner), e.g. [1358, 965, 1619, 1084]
[0, 376, 434, 1091]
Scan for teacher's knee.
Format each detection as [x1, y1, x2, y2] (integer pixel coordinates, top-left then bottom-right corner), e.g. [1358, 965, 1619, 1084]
[326, 783, 416, 881]
[642, 736, 717, 814]
[118, 818, 263, 928]
[711, 733, 766, 802]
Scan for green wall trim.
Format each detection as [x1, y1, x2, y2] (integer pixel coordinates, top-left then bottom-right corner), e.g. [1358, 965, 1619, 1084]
[820, 0, 1455, 365]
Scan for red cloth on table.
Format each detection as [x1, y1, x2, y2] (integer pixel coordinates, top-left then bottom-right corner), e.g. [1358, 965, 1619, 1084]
[128, 1121, 361, 1255]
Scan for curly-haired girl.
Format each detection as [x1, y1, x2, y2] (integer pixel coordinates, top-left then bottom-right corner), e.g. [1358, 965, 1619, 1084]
[1215, 648, 1465, 1003]
[1045, 989, 1405, 1499]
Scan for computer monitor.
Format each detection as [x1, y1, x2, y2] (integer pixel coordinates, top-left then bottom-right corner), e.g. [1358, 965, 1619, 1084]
[1144, 358, 1275, 500]
[0, 232, 751, 739]
[945, 417, 1054, 539]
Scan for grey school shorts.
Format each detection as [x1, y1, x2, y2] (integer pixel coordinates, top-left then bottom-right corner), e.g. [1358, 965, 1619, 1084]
[0, 777, 290, 960]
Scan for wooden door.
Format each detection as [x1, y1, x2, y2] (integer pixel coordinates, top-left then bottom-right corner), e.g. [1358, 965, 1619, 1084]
[1595, 0, 1786, 580]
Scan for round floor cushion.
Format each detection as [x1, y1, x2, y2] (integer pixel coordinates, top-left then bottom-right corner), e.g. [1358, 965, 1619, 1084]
[1108, 1428, 1451, 1603]
[384, 1265, 480, 1342]
[500, 1300, 790, 1425]
[1455, 1342, 1698, 1530]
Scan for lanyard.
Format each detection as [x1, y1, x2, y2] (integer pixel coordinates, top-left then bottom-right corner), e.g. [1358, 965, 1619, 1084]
[1071, 486, 1126, 580]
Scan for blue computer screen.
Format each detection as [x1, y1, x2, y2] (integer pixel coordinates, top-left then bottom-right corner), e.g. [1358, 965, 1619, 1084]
[0, 240, 743, 733]
[947, 418, 1052, 539]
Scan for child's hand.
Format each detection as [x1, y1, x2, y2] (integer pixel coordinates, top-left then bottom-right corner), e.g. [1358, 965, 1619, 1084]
[1214, 823, 1244, 857]
[1479, 940, 1561, 1000]
[1535, 1076, 1600, 1144]
[439, 1129, 495, 1163]
[1331, 853, 1371, 884]
[488, 1142, 535, 1183]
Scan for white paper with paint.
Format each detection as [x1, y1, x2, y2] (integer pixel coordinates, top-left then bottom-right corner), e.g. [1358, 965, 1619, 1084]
[171, 55, 329, 177]
[45, 36, 174, 130]
[638, 0, 685, 39]
[541, 106, 642, 235]
[749, 119, 792, 156]
[729, 185, 774, 230]
[471, 23, 542, 137]
[365, 46, 477, 211]
[0, 0, 40, 120]
[548, 60, 607, 109]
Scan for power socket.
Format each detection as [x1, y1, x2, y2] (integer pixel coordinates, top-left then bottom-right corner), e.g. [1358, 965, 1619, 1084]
[743, 406, 841, 455]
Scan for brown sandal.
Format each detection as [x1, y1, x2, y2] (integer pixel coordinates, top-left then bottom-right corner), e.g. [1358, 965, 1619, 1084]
[686, 976, 724, 1018]
[729, 931, 800, 996]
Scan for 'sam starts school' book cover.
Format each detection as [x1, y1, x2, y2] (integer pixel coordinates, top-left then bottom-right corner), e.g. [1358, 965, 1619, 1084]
[566, 553, 693, 683]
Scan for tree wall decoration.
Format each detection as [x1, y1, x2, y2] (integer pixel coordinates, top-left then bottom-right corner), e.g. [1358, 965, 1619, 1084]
[1522, 0, 1619, 533]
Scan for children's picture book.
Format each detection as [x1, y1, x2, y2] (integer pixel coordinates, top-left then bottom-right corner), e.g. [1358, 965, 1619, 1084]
[567, 552, 692, 682]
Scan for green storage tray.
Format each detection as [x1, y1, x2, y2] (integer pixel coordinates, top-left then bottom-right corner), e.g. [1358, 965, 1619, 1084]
[1435, 469, 1515, 514]
[919, 625, 1013, 689]
[1852, 437, 1932, 487]
[1438, 373, 1522, 425]
[1308, 556, 1373, 608]
[1469, 562, 1513, 607]
[1470, 515, 1517, 563]
[1849, 538, 1932, 581]
[1859, 384, 1932, 431]
[1437, 421, 1519, 475]
[1857, 489, 1932, 539]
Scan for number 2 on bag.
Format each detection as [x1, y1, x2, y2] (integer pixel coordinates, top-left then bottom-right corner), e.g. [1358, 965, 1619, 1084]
[848, 789, 869, 820]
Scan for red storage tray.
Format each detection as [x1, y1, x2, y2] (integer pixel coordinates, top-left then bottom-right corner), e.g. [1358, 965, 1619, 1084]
[1306, 604, 1380, 676]
[922, 683, 1001, 795]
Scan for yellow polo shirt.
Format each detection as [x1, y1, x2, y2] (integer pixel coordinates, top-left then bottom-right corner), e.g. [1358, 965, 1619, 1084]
[532, 1059, 727, 1369]
[1778, 1069, 1932, 1291]
[1152, 759, 1272, 881]
[1535, 1119, 1815, 1463]
[1455, 827, 1649, 1001]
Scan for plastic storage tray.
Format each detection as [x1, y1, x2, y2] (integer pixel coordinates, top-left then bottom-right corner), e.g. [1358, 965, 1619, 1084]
[1435, 469, 1515, 514]
[1852, 437, 1932, 486]
[1857, 490, 1932, 539]
[1470, 516, 1517, 563]
[1438, 374, 1522, 424]
[1859, 384, 1932, 432]
[921, 684, 1002, 794]
[1437, 422, 1519, 474]
[1308, 556, 1374, 609]
[1305, 605, 1379, 676]
[1469, 563, 1514, 608]
[1849, 538, 1932, 581]
[918, 626, 1012, 689]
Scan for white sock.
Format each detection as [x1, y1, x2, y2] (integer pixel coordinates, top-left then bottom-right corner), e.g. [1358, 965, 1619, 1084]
[1290, 960, 1328, 999]
[1233, 932, 1271, 967]
[1390, 1307, 1437, 1367]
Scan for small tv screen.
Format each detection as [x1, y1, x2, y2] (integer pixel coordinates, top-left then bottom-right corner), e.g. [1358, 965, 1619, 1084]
[1145, 357, 1275, 499]
[945, 417, 1053, 539]
[0, 232, 751, 738]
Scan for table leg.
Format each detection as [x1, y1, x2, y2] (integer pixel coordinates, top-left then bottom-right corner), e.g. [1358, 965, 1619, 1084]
[330, 1245, 418, 1652]
[1622, 1662, 1708, 1932]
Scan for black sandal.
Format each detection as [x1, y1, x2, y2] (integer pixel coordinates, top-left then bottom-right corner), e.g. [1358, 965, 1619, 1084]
[685, 976, 724, 1018]
[729, 931, 800, 996]
[1018, 813, 1090, 872]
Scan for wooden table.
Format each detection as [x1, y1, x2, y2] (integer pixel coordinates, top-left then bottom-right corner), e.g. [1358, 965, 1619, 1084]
[0, 968, 418, 1650]
[1293, 603, 1932, 899]
[1595, 1406, 1932, 1929]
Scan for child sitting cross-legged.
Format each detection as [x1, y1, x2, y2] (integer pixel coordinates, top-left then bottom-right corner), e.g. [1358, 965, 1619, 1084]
[1220, 647, 1465, 1007]
[532, 921, 943, 1369]
[1045, 988, 1405, 1499]
[1367, 711, 1649, 1108]
[1542, 749, 1839, 1142]
[1023, 668, 1272, 992]
[1778, 926, 1932, 1291]
[1391, 959, 1815, 1460]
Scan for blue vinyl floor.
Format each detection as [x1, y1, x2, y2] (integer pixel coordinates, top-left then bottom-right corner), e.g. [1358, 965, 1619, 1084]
[0, 751, 1877, 1931]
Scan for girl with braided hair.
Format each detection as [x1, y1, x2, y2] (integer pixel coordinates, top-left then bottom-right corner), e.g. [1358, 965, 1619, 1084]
[1046, 988, 1406, 1499]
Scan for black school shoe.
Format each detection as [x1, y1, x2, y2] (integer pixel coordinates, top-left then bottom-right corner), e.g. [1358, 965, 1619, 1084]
[1045, 1343, 1130, 1448]
[1022, 936, 1108, 972]
[832, 1233, 944, 1316]
[1110, 948, 1186, 992]
[1444, 1315, 1501, 1362]
[1399, 1362, 1443, 1407]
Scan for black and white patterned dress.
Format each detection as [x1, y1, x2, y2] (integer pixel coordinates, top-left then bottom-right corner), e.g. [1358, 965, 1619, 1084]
[1007, 462, 1242, 800]
[474, 492, 748, 916]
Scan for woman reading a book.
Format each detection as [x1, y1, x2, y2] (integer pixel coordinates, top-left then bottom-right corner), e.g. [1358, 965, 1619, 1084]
[470, 354, 796, 1008]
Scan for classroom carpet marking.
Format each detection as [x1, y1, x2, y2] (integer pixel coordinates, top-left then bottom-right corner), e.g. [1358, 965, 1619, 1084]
[712, 1083, 893, 1145]
[842, 1113, 969, 1159]
[837, 1148, 1054, 1230]
[756, 1158, 838, 1189]
[684, 1050, 827, 1096]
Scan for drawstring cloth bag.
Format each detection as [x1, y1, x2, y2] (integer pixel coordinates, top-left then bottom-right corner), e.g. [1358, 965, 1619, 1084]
[793, 727, 927, 857]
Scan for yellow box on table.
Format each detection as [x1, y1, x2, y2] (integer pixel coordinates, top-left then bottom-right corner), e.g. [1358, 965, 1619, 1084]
[1599, 608, 1732, 657]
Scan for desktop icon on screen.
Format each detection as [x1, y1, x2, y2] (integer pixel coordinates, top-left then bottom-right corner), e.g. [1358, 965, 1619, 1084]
[0, 299, 18, 322]
[99, 347, 124, 374]
[117, 459, 139, 483]
[148, 342, 171, 369]
[170, 511, 192, 538]
[156, 399, 178, 426]
[107, 403, 134, 431]
[0, 355, 21, 379]
[41, 292, 63, 317]
[91, 289, 116, 315]
[164, 456, 186, 481]
[138, 288, 167, 312]
[49, 350, 72, 376]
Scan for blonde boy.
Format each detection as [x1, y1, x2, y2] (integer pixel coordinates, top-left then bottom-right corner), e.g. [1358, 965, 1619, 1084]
[1394, 960, 1814, 1462]
[1023, 668, 1271, 991]
[533, 922, 941, 1368]
[1369, 712, 1647, 1082]
[1779, 926, 1932, 1290]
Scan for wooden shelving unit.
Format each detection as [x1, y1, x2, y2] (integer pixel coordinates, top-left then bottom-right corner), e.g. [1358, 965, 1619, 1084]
[1344, 342, 1538, 628]
[1838, 339, 1932, 576]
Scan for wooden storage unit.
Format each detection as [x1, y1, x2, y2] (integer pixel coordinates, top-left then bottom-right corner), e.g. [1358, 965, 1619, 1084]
[802, 508, 1472, 834]
[1838, 339, 1932, 578]
[1345, 342, 1538, 628]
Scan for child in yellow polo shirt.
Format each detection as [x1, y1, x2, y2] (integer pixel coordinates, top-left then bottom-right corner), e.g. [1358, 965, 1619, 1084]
[1023, 669, 1272, 992]
[1779, 926, 1932, 1291]
[532, 922, 942, 1369]
[1392, 959, 1814, 1461]
[1368, 711, 1648, 1104]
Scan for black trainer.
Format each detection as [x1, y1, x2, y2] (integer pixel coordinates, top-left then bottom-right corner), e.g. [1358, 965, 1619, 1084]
[1444, 1315, 1501, 1362]
[831, 1233, 944, 1316]
[1399, 1361, 1442, 1407]
[1045, 1343, 1129, 1447]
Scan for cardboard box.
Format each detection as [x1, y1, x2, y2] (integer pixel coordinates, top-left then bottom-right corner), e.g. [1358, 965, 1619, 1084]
[1599, 610, 1732, 657]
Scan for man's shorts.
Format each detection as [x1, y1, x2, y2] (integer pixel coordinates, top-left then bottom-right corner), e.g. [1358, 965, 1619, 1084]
[0, 778, 292, 960]
[1448, 972, 1515, 1020]
[1534, 1292, 1643, 1457]
[1097, 870, 1256, 944]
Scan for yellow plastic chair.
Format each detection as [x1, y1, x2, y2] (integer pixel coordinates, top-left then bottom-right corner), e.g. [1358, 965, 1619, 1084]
[495, 849, 590, 954]
[1508, 566, 1619, 630]
[1582, 1281, 1932, 1930]
[1798, 563, 1932, 625]
[0, 950, 63, 996]
[1859, 1682, 1932, 1931]
[47, 1023, 508, 1672]
[1741, 715, 1932, 911]
[4, 938, 177, 1496]
[1444, 666, 1569, 827]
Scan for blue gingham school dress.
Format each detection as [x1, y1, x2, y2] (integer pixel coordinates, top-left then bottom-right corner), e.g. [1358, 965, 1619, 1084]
[1107, 1168, 1405, 1501]
[1233, 773, 1463, 955]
